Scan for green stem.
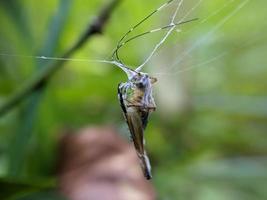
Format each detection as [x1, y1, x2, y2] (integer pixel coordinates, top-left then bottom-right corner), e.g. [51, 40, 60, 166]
[0, 0, 121, 117]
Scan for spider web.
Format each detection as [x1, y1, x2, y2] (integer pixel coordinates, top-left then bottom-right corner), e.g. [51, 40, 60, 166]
[0, 0, 253, 77]
[133, 0, 251, 77]
[165, 0, 250, 75]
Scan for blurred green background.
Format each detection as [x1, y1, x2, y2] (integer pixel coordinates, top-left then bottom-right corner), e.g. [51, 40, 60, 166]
[0, 0, 267, 199]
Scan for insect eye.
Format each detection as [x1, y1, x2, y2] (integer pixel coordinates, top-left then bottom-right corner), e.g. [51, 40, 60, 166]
[136, 82, 144, 88]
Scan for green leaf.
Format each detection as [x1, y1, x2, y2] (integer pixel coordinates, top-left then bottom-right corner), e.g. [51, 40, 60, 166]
[10, 190, 66, 200]
[8, 0, 72, 178]
[0, 0, 32, 44]
[0, 177, 56, 200]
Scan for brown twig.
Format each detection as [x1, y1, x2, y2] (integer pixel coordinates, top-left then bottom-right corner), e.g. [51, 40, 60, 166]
[0, 0, 121, 116]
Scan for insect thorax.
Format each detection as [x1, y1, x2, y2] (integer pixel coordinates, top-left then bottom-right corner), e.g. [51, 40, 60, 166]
[119, 72, 157, 112]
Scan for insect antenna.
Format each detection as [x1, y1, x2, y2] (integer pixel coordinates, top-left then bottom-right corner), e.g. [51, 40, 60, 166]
[112, 0, 176, 65]
[113, 18, 198, 63]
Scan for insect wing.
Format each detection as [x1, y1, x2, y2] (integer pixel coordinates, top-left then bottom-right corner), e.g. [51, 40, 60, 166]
[118, 83, 152, 179]
[125, 107, 152, 179]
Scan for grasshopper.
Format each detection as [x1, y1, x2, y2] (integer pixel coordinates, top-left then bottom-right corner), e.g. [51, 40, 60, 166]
[112, 0, 196, 179]
[118, 67, 157, 179]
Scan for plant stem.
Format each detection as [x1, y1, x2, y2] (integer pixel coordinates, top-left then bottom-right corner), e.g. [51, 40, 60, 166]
[0, 0, 121, 117]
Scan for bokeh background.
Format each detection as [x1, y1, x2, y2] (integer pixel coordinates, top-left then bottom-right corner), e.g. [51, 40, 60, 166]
[0, 0, 267, 199]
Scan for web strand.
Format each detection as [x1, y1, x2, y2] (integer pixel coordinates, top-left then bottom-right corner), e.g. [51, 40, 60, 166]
[136, 0, 184, 71]
[109, 18, 198, 60]
[0, 0, 188, 74]
[112, 0, 176, 65]
[200, 0, 235, 24]
[0, 0, 251, 78]
[153, 51, 228, 77]
[136, 0, 204, 72]
[0, 53, 114, 64]
[167, 0, 250, 73]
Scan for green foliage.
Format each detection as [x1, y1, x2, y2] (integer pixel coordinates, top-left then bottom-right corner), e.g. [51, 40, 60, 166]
[0, 177, 57, 200]
[0, 0, 267, 199]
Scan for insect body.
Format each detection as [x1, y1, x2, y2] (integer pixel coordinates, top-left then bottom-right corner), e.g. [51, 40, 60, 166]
[118, 70, 157, 179]
[113, 0, 196, 179]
